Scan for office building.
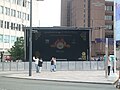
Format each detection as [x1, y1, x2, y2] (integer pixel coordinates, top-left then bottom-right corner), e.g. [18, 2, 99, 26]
[0, 0, 40, 55]
[61, 0, 114, 58]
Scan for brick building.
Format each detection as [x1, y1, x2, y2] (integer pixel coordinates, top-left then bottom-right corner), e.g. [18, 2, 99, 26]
[61, 0, 114, 58]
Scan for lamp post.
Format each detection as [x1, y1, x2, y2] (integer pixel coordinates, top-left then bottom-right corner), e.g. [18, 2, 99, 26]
[29, 0, 32, 76]
[29, 0, 44, 76]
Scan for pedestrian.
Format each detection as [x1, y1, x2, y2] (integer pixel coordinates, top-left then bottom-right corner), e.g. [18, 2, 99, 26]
[53, 57, 56, 71]
[33, 56, 39, 73]
[108, 57, 111, 76]
[50, 57, 56, 72]
[38, 58, 43, 73]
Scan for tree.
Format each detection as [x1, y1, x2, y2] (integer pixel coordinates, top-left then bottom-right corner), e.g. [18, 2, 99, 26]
[8, 37, 24, 61]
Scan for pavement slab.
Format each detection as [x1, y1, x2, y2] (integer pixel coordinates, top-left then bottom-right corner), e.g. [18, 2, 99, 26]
[1, 70, 119, 85]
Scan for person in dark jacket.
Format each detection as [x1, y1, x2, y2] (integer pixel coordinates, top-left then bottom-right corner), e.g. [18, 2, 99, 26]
[38, 58, 43, 73]
[50, 57, 56, 72]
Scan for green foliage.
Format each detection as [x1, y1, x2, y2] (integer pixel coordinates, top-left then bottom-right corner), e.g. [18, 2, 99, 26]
[8, 37, 24, 61]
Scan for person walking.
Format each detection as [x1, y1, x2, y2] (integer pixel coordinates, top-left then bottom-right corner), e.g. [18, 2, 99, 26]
[50, 57, 56, 72]
[53, 57, 56, 71]
[33, 56, 39, 73]
[38, 58, 43, 73]
[108, 58, 111, 76]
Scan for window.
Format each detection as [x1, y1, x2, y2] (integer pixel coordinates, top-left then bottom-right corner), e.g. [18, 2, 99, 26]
[7, 8, 10, 15]
[17, 11, 21, 18]
[17, 0, 22, 5]
[11, 9, 16, 17]
[4, 21, 7, 28]
[11, 0, 16, 4]
[4, 35, 10, 43]
[22, 24, 25, 31]
[24, 13, 26, 20]
[23, 0, 27, 7]
[5, 7, 10, 15]
[13, 23, 16, 30]
[19, 12, 22, 18]
[18, 24, 21, 31]
[27, 14, 29, 21]
[13, 10, 16, 17]
[5, 0, 10, 2]
[105, 25, 113, 30]
[5, 7, 7, 15]
[11, 9, 13, 16]
[0, 6, 4, 14]
[0, 20, 3, 28]
[105, 6, 113, 11]
[105, 15, 113, 20]
[11, 22, 13, 29]
[7, 22, 9, 29]
[105, 34, 113, 38]
[22, 12, 25, 19]
[16, 24, 18, 30]
[0, 34, 3, 43]
[11, 36, 16, 43]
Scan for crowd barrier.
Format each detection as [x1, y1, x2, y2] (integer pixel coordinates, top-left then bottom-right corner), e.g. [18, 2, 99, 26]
[0, 61, 106, 71]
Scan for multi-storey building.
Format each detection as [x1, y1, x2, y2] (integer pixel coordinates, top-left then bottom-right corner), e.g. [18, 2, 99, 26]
[0, 0, 30, 55]
[61, 0, 114, 58]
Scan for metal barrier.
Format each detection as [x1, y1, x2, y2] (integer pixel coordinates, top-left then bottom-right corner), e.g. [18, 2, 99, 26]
[0, 61, 105, 71]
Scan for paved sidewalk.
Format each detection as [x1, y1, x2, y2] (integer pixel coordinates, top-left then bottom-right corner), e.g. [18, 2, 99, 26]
[0, 70, 119, 85]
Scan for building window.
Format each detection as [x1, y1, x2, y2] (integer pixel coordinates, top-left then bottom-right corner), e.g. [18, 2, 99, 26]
[5, 0, 10, 2]
[0, 6, 4, 14]
[27, 14, 29, 21]
[0, 20, 3, 28]
[11, 0, 16, 4]
[22, 13, 25, 20]
[11, 22, 13, 30]
[4, 35, 10, 43]
[18, 24, 21, 31]
[17, 0, 22, 5]
[11, 36, 16, 43]
[17, 11, 19, 18]
[13, 10, 16, 17]
[5, 7, 10, 16]
[105, 34, 113, 38]
[5, 7, 7, 15]
[7, 22, 9, 29]
[16, 24, 18, 30]
[4, 21, 7, 28]
[0, 34, 3, 43]
[105, 15, 113, 20]
[11, 9, 16, 17]
[19, 12, 22, 18]
[105, 6, 113, 11]
[105, 25, 113, 30]
[23, 0, 27, 7]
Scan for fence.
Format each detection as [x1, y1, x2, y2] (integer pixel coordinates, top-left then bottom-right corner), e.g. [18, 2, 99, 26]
[0, 61, 106, 71]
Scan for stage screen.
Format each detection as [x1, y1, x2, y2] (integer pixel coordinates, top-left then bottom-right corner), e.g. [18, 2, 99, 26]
[31, 29, 89, 61]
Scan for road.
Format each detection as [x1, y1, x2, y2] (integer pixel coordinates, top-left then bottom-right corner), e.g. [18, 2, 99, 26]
[0, 76, 117, 90]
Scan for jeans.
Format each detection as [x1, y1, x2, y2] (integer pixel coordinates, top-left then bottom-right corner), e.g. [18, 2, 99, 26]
[108, 66, 110, 76]
[35, 64, 39, 73]
[51, 65, 56, 72]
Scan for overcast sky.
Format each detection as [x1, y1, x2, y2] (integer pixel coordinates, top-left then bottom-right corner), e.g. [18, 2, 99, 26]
[33, 0, 61, 27]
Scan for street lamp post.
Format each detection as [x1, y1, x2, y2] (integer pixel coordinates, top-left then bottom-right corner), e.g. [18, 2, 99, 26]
[29, 0, 44, 76]
[29, 0, 32, 76]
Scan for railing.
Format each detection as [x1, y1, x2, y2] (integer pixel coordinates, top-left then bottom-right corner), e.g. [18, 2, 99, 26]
[0, 61, 106, 71]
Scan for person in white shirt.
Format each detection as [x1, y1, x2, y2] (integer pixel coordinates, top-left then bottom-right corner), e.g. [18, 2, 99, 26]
[33, 56, 39, 73]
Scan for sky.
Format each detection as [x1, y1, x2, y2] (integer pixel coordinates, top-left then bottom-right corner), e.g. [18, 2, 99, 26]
[33, 0, 61, 27]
